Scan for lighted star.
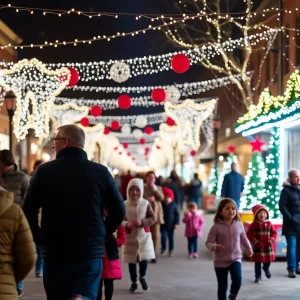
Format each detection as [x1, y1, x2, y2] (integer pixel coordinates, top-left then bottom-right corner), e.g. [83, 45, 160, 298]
[164, 99, 217, 154]
[228, 145, 235, 154]
[249, 136, 264, 153]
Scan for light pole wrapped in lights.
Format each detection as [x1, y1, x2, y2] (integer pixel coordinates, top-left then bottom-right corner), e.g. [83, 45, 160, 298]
[4, 91, 17, 151]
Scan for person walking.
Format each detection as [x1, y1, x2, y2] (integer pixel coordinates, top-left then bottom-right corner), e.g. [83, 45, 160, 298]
[143, 171, 164, 263]
[0, 149, 29, 297]
[97, 222, 126, 300]
[160, 187, 180, 257]
[0, 177, 36, 299]
[122, 178, 155, 293]
[279, 169, 300, 278]
[246, 205, 277, 283]
[206, 198, 253, 300]
[187, 173, 202, 209]
[221, 163, 244, 209]
[182, 202, 205, 258]
[22, 124, 125, 300]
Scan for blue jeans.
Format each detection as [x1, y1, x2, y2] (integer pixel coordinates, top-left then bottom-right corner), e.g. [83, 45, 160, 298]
[43, 258, 102, 300]
[187, 237, 198, 254]
[161, 228, 175, 252]
[35, 244, 43, 273]
[286, 235, 300, 271]
[255, 262, 271, 277]
[215, 262, 242, 300]
[128, 260, 148, 283]
[17, 281, 24, 291]
[189, 196, 201, 209]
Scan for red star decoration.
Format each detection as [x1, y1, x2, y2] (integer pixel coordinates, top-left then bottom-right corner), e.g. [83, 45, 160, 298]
[249, 136, 264, 153]
[227, 145, 235, 154]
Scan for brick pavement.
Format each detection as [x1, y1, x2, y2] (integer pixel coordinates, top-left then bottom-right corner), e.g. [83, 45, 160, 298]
[22, 213, 300, 300]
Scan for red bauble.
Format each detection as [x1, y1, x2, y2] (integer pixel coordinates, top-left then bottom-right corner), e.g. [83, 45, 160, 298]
[118, 152, 122, 155]
[144, 126, 154, 135]
[117, 94, 131, 109]
[67, 67, 79, 87]
[123, 143, 129, 149]
[171, 54, 190, 73]
[156, 145, 161, 150]
[113, 147, 118, 151]
[127, 152, 131, 156]
[190, 150, 197, 157]
[145, 147, 150, 152]
[90, 105, 102, 117]
[166, 117, 176, 126]
[151, 88, 166, 103]
[103, 127, 110, 135]
[139, 138, 146, 145]
[80, 117, 89, 127]
[111, 120, 120, 131]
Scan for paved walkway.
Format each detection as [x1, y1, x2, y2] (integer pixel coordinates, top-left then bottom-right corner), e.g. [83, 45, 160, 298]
[23, 213, 300, 300]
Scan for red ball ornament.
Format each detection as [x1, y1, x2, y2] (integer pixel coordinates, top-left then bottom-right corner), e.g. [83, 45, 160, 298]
[171, 54, 190, 73]
[80, 117, 89, 127]
[139, 138, 146, 145]
[111, 120, 120, 131]
[144, 126, 154, 135]
[103, 127, 110, 135]
[118, 152, 123, 155]
[156, 145, 161, 150]
[190, 150, 197, 157]
[127, 152, 131, 156]
[117, 94, 132, 109]
[151, 88, 166, 103]
[166, 117, 176, 126]
[90, 105, 102, 117]
[123, 143, 129, 149]
[67, 67, 79, 87]
[113, 147, 118, 151]
[145, 147, 150, 152]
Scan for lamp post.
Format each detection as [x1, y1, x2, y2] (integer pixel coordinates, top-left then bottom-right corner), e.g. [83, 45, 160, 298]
[4, 91, 17, 151]
[213, 117, 221, 167]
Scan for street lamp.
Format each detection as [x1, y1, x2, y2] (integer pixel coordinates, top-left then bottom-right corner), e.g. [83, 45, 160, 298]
[213, 116, 221, 167]
[4, 91, 17, 151]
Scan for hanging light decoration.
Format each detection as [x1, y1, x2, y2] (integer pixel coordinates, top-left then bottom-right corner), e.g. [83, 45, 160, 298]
[151, 88, 166, 103]
[144, 126, 154, 135]
[80, 117, 90, 127]
[117, 94, 131, 109]
[67, 67, 79, 86]
[90, 105, 102, 116]
[103, 127, 110, 135]
[111, 120, 120, 130]
[171, 54, 190, 73]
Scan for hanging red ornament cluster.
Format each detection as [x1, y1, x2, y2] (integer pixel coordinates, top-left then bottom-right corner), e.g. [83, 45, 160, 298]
[67, 67, 79, 87]
[103, 127, 110, 135]
[111, 120, 120, 131]
[80, 117, 89, 127]
[90, 105, 102, 117]
[151, 88, 166, 103]
[144, 126, 154, 135]
[123, 143, 128, 149]
[171, 54, 190, 74]
[139, 138, 146, 145]
[166, 117, 176, 126]
[117, 94, 132, 109]
[190, 150, 197, 157]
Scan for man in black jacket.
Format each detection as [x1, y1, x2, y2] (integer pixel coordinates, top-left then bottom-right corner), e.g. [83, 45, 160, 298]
[22, 124, 125, 300]
[279, 169, 300, 279]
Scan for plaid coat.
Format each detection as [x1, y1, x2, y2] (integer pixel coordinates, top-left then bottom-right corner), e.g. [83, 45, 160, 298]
[246, 220, 277, 263]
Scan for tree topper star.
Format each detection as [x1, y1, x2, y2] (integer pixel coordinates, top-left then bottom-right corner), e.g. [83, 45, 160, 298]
[249, 136, 264, 153]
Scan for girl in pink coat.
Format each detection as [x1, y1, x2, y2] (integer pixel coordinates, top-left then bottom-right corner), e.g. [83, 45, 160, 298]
[97, 225, 126, 300]
[182, 202, 205, 258]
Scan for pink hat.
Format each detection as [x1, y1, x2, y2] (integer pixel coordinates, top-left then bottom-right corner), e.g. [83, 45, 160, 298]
[252, 204, 269, 219]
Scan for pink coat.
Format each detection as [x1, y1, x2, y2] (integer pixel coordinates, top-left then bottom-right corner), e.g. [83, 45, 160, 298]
[101, 225, 126, 280]
[182, 211, 205, 238]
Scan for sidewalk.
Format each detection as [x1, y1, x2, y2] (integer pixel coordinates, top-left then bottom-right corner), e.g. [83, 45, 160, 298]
[23, 213, 300, 300]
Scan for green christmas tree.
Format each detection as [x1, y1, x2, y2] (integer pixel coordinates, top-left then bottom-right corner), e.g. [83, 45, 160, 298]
[216, 146, 238, 198]
[240, 136, 266, 210]
[208, 163, 219, 195]
[262, 128, 281, 218]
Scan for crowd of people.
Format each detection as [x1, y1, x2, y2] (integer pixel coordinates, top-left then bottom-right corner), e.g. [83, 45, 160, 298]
[0, 124, 299, 300]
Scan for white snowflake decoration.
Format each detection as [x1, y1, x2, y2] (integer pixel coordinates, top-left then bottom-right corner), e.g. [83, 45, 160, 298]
[165, 86, 181, 104]
[110, 62, 130, 83]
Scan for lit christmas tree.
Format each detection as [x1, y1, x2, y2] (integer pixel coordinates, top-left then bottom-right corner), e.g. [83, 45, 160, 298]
[216, 145, 238, 198]
[240, 136, 266, 210]
[208, 163, 219, 195]
[262, 128, 281, 218]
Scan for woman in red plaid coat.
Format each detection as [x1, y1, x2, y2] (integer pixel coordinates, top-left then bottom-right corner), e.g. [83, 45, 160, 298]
[246, 204, 277, 283]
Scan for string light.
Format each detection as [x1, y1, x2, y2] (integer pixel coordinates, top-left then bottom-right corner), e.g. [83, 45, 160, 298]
[0, 58, 70, 140]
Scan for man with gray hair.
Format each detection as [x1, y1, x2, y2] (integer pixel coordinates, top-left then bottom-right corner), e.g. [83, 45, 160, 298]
[23, 124, 125, 300]
[279, 169, 300, 278]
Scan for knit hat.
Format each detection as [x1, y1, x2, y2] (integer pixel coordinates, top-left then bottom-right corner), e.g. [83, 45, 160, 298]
[163, 187, 174, 201]
[252, 204, 269, 220]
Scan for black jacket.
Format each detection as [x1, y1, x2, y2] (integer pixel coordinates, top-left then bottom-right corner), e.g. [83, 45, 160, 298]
[279, 181, 300, 236]
[161, 201, 180, 231]
[22, 147, 125, 261]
